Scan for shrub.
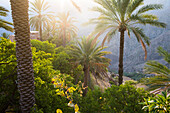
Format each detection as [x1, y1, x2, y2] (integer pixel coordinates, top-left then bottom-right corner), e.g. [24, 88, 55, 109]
[31, 39, 56, 53]
[140, 91, 170, 113]
[73, 87, 104, 113]
[103, 83, 150, 113]
[0, 38, 75, 112]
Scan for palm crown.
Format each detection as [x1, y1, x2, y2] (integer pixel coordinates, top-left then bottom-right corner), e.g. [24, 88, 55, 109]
[91, 0, 165, 57]
[70, 36, 111, 95]
[29, 0, 54, 41]
[57, 12, 78, 46]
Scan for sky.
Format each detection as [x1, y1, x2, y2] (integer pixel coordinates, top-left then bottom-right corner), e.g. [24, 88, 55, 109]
[0, 0, 98, 36]
[0, 0, 169, 36]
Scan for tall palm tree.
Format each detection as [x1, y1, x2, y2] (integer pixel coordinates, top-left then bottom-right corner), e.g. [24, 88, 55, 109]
[57, 12, 78, 46]
[10, 0, 35, 112]
[0, 6, 13, 32]
[88, 0, 166, 85]
[29, 0, 53, 41]
[144, 47, 170, 92]
[70, 36, 111, 96]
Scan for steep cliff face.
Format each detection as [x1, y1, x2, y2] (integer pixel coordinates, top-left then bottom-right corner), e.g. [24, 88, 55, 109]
[124, 31, 170, 72]
[106, 0, 170, 72]
[108, 30, 170, 72]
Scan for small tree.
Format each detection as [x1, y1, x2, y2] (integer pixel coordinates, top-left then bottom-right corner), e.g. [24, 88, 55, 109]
[70, 36, 111, 96]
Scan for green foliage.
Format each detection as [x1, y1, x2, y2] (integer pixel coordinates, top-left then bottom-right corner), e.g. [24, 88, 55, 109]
[1, 32, 10, 39]
[53, 46, 84, 84]
[70, 36, 111, 88]
[143, 47, 170, 91]
[157, 46, 170, 63]
[34, 75, 74, 113]
[48, 35, 63, 47]
[103, 83, 150, 113]
[140, 91, 170, 113]
[73, 83, 150, 113]
[124, 72, 146, 81]
[31, 39, 56, 53]
[0, 6, 13, 32]
[0, 38, 75, 112]
[53, 49, 72, 74]
[73, 87, 104, 113]
[0, 37, 19, 111]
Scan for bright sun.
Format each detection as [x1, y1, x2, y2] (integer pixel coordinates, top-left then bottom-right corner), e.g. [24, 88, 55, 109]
[47, 0, 75, 12]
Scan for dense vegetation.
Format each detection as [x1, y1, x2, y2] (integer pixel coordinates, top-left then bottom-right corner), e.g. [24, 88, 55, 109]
[0, 0, 169, 112]
[1, 38, 169, 113]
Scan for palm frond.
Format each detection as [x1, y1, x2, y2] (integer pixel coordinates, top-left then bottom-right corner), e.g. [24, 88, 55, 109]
[137, 4, 163, 14]
[127, 0, 144, 16]
[0, 19, 13, 32]
[70, 0, 81, 12]
[131, 27, 148, 59]
[157, 47, 170, 63]
[0, 6, 9, 12]
[144, 61, 170, 76]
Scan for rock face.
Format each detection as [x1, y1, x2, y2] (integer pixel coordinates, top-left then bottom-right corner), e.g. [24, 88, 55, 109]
[107, 30, 170, 73]
[124, 31, 170, 72]
[105, 0, 170, 72]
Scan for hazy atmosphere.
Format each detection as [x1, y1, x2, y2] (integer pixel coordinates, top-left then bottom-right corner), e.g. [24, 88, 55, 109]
[0, 0, 169, 112]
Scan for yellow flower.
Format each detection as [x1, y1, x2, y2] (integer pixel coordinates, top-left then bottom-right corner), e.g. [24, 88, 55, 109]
[56, 109, 63, 113]
[52, 78, 55, 82]
[68, 87, 76, 93]
[74, 104, 79, 112]
[99, 97, 102, 99]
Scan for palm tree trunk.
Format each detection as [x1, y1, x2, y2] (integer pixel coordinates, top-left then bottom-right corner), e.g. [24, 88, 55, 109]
[10, 0, 35, 112]
[118, 30, 125, 85]
[83, 65, 89, 96]
[63, 27, 66, 47]
[40, 18, 43, 41]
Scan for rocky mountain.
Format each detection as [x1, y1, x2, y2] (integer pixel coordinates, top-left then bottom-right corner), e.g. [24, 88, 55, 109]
[108, 30, 170, 72]
[105, 0, 170, 72]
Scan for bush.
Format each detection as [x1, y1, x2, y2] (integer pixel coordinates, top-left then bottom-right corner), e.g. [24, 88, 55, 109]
[31, 40, 56, 53]
[103, 83, 150, 113]
[73, 87, 104, 113]
[124, 72, 146, 81]
[140, 91, 170, 113]
[0, 38, 75, 112]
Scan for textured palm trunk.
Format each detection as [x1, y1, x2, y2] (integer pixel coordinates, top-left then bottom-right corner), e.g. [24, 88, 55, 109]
[83, 65, 89, 96]
[39, 17, 43, 41]
[118, 30, 125, 85]
[10, 0, 35, 112]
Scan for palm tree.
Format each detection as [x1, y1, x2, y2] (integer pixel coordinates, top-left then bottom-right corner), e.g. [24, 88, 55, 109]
[43, 17, 58, 40]
[88, 0, 166, 85]
[70, 36, 111, 96]
[10, 0, 35, 112]
[0, 6, 13, 32]
[29, 0, 54, 41]
[144, 47, 170, 92]
[57, 12, 78, 46]
[1, 32, 10, 39]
